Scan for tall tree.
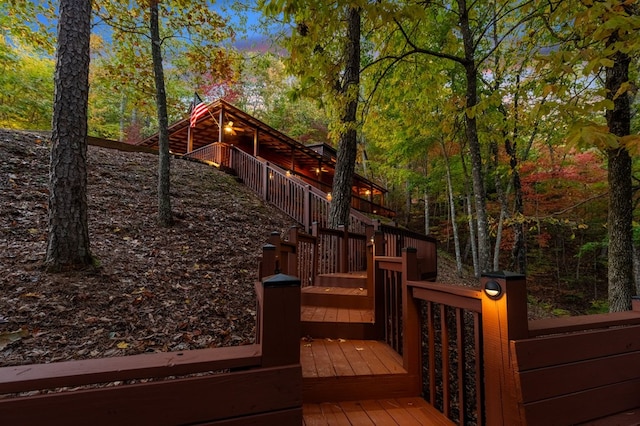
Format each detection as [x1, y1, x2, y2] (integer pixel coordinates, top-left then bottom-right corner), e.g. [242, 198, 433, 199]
[329, 6, 361, 228]
[603, 4, 635, 312]
[545, 0, 639, 310]
[94, 0, 236, 227]
[150, 1, 172, 226]
[260, 1, 366, 229]
[45, 0, 93, 270]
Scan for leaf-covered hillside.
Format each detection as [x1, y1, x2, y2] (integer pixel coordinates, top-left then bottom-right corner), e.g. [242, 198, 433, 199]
[0, 130, 296, 367]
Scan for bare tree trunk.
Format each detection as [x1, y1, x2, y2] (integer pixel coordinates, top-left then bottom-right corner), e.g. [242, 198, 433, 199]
[441, 139, 462, 276]
[461, 149, 479, 277]
[606, 57, 633, 311]
[150, 1, 173, 227]
[328, 7, 360, 229]
[45, 0, 93, 271]
[424, 190, 430, 235]
[458, 0, 490, 272]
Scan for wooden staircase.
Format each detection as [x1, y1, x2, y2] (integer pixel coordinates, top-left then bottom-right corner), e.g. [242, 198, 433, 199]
[301, 272, 378, 341]
[300, 273, 453, 425]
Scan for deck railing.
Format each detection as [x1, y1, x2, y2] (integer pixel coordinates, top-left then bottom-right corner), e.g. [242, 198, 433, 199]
[182, 142, 230, 167]
[0, 244, 303, 425]
[373, 245, 640, 425]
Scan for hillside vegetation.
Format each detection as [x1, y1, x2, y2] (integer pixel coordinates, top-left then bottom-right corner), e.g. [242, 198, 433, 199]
[0, 130, 296, 367]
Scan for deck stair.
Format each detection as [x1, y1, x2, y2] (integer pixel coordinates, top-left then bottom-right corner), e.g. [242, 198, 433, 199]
[300, 273, 452, 425]
[301, 272, 376, 340]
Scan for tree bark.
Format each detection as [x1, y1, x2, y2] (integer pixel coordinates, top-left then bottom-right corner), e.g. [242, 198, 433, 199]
[45, 0, 93, 271]
[150, 1, 173, 227]
[458, 0, 491, 272]
[328, 7, 360, 229]
[441, 139, 463, 276]
[606, 45, 633, 312]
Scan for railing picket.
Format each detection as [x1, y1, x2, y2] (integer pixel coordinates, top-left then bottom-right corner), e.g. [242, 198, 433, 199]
[441, 303, 450, 418]
[456, 307, 466, 425]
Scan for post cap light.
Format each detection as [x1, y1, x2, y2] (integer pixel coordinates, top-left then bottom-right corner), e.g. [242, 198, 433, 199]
[484, 280, 502, 299]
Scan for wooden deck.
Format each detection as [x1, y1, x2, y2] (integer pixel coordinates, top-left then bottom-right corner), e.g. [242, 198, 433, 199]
[301, 306, 374, 323]
[303, 397, 454, 425]
[301, 339, 404, 378]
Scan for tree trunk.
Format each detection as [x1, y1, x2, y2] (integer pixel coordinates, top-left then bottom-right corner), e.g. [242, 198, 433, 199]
[45, 0, 93, 271]
[606, 46, 633, 312]
[441, 139, 462, 276]
[458, 0, 490, 272]
[150, 1, 173, 227]
[424, 189, 430, 235]
[328, 7, 360, 229]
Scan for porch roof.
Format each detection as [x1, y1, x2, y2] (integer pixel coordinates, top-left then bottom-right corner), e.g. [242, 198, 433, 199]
[138, 99, 387, 196]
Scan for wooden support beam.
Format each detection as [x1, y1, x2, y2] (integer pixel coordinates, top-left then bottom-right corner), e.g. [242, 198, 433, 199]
[401, 248, 422, 396]
[259, 273, 301, 367]
[481, 271, 529, 426]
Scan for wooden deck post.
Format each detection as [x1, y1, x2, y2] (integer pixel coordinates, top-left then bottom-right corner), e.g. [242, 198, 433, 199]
[259, 243, 277, 280]
[338, 225, 348, 273]
[401, 248, 422, 394]
[304, 186, 311, 233]
[259, 273, 301, 367]
[372, 231, 386, 339]
[481, 271, 528, 426]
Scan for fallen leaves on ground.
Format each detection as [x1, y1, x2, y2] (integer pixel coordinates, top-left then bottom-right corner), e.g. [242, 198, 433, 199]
[0, 130, 296, 367]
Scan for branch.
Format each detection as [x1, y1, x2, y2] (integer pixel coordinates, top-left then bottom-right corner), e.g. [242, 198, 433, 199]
[393, 17, 468, 66]
[543, 191, 608, 218]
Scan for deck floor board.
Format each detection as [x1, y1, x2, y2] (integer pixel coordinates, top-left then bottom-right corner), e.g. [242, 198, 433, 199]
[301, 306, 374, 324]
[301, 339, 405, 378]
[303, 398, 455, 425]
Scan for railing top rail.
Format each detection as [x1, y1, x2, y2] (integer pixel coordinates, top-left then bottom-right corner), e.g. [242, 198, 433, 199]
[379, 223, 438, 243]
[527, 310, 640, 337]
[0, 344, 261, 394]
[408, 280, 483, 313]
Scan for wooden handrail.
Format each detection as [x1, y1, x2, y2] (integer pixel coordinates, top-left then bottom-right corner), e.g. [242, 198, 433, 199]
[0, 236, 303, 425]
[528, 310, 640, 337]
[0, 345, 262, 394]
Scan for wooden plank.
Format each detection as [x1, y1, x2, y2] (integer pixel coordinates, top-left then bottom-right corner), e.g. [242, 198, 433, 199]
[336, 307, 350, 322]
[338, 339, 372, 376]
[378, 398, 423, 425]
[310, 340, 336, 378]
[312, 306, 327, 322]
[528, 311, 640, 337]
[358, 399, 399, 424]
[339, 400, 376, 425]
[517, 351, 640, 402]
[523, 378, 640, 425]
[412, 287, 482, 312]
[365, 340, 405, 374]
[0, 344, 261, 394]
[302, 404, 329, 426]
[320, 402, 351, 425]
[0, 365, 301, 426]
[511, 325, 640, 370]
[300, 340, 318, 378]
[324, 339, 354, 376]
[577, 408, 640, 426]
[396, 397, 455, 426]
[346, 339, 388, 374]
[301, 305, 317, 321]
[303, 374, 419, 403]
[324, 306, 338, 323]
[204, 408, 302, 425]
[441, 304, 451, 418]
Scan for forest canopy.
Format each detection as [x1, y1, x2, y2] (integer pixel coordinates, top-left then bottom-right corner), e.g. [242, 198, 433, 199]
[2, 0, 640, 312]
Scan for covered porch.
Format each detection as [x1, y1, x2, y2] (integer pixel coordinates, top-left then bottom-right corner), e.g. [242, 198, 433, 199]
[138, 99, 393, 218]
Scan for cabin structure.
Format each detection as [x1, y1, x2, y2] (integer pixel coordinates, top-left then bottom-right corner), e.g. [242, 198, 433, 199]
[138, 99, 394, 220]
